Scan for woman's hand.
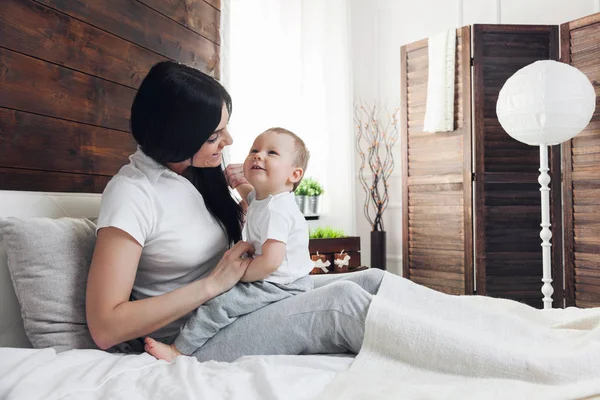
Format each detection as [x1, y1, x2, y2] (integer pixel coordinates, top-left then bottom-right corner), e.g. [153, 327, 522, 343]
[206, 240, 254, 296]
[225, 164, 248, 189]
[87, 231, 253, 350]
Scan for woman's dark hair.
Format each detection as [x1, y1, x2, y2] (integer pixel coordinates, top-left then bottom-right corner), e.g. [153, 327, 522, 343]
[130, 61, 243, 244]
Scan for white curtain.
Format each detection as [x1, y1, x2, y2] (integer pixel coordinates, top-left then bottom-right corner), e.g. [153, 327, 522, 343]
[221, 0, 356, 234]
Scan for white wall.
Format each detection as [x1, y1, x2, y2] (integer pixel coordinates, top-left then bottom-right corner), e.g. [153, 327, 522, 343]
[351, 0, 600, 276]
[225, 0, 356, 237]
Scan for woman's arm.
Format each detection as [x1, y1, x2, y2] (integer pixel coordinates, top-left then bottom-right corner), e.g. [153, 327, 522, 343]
[86, 227, 252, 350]
[240, 239, 285, 282]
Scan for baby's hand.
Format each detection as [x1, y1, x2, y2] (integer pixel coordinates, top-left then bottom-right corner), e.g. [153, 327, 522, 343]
[225, 164, 248, 189]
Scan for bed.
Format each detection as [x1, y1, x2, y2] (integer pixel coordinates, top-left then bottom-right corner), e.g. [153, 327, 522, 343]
[5, 192, 600, 400]
[0, 190, 353, 400]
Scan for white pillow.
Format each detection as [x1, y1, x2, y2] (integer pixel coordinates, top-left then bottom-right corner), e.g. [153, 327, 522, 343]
[0, 217, 98, 352]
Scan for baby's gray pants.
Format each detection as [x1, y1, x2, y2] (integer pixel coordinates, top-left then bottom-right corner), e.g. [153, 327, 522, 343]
[174, 275, 314, 355]
[188, 268, 385, 362]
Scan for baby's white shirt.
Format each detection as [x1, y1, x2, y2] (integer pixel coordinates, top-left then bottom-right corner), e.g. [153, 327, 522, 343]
[243, 190, 313, 284]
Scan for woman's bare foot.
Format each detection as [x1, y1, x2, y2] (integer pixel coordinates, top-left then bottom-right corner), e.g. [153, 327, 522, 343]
[144, 337, 182, 362]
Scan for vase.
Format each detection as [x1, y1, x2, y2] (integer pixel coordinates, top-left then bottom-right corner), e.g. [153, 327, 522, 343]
[306, 195, 320, 215]
[295, 195, 307, 213]
[370, 230, 386, 270]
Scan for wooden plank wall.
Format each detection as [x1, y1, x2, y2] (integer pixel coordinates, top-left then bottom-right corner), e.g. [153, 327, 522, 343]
[472, 24, 562, 308]
[561, 13, 600, 308]
[401, 26, 473, 295]
[0, 0, 220, 193]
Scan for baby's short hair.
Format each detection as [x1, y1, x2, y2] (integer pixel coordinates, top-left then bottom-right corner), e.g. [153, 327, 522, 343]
[264, 127, 310, 190]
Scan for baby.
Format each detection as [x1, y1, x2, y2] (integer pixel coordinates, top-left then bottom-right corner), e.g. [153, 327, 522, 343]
[146, 127, 314, 361]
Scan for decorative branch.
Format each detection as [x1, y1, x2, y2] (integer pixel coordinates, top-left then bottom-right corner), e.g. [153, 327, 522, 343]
[354, 102, 399, 232]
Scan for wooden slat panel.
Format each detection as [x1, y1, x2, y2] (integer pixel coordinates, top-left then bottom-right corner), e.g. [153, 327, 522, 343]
[0, 167, 111, 193]
[409, 268, 464, 282]
[563, 16, 600, 308]
[575, 291, 600, 303]
[404, 38, 427, 53]
[575, 263, 600, 276]
[411, 275, 464, 291]
[410, 268, 465, 295]
[407, 174, 463, 186]
[409, 191, 463, 206]
[409, 229, 463, 243]
[0, 108, 136, 175]
[408, 164, 463, 176]
[138, 0, 220, 45]
[401, 26, 473, 295]
[570, 30, 600, 49]
[408, 133, 463, 153]
[0, 48, 134, 132]
[565, 11, 600, 30]
[0, 0, 166, 89]
[473, 24, 561, 308]
[409, 239, 464, 251]
[0, 0, 221, 194]
[409, 249, 464, 272]
[36, 0, 219, 77]
[203, 0, 220, 10]
[485, 258, 544, 276]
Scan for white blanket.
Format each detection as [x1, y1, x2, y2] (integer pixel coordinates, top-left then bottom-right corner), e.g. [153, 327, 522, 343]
[0, 348, 352, 400]
[423, 29, 456, 133]
[321, 273, 600, 399]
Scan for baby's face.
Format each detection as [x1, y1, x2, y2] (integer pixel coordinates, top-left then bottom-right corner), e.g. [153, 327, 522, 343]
[243, 131, 300, 194]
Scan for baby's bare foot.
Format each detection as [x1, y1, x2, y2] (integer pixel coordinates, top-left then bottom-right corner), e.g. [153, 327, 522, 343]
[144, 337, 182, 362]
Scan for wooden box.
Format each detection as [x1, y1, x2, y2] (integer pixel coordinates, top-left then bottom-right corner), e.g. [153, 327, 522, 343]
[308, 236, 361, 274]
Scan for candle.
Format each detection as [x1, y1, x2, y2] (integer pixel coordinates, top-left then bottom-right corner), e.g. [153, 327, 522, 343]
[334, 250, 351, 273]
[310, 252, 330, 274]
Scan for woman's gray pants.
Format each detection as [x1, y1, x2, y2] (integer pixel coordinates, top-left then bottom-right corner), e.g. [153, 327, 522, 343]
[190, 268, 385, 362]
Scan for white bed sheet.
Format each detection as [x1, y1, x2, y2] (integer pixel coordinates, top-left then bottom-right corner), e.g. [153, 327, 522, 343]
[0, 348, 353, 400]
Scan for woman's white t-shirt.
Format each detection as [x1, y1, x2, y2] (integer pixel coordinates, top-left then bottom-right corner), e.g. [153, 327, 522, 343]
[97, 148, 228, 339]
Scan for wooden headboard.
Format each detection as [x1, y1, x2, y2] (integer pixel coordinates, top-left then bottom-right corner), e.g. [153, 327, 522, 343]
[0, 0, 221, 193]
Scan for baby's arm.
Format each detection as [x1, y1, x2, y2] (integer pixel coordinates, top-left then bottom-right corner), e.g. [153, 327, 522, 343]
[240, 239, 285, 282]
[224, 164, 253, 205]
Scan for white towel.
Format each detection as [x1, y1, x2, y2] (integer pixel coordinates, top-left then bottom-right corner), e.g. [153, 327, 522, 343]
[320, 273, 600, 399]
[423, 30, 456, 133]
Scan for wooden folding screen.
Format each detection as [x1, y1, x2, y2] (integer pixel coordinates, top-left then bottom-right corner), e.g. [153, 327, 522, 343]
[401, 26, 473, 295]
[472, 25, 562, 308]
[561, 13, 600, 308]
[401, 25, 563, 307]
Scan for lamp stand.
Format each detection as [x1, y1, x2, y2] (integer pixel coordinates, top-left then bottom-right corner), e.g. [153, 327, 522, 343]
[539, 144, 553, 309]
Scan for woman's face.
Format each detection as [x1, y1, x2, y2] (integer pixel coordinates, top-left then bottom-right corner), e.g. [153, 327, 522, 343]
[190, 104, 232, 168]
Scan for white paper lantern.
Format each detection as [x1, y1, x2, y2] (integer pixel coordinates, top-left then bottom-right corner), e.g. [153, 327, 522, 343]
[496, 60, 596, 146]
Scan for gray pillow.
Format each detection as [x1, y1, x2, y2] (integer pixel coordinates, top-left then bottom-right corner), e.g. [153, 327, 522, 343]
[0, 217, 98, 352]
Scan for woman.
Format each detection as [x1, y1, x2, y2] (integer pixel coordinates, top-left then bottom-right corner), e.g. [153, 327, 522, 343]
[86, 61, 384, 362]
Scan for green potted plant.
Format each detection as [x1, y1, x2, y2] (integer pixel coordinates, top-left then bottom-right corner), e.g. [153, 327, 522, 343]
[309, 226, 346, 239]
[295, 177, 323, 215]
[294, 179, 309, 214]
